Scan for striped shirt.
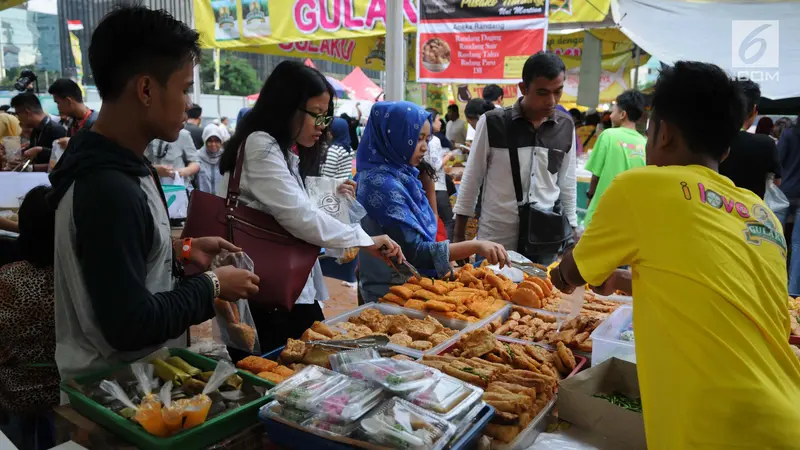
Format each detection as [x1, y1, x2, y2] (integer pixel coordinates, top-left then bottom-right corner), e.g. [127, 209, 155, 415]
[321, 144, 354, 179]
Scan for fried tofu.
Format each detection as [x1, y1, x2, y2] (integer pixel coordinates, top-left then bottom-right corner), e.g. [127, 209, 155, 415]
[271, 365, 295, 377]
[300, 328, 329, 342]
[237, 356, 277, 374]
[409, 340, 433, 351]
[280, 339, 307, 363]
[257, 371, 287, 384]
[460, 329, 496, 358]
[389, 332, 413, 347]
[406, 320, 437, 339]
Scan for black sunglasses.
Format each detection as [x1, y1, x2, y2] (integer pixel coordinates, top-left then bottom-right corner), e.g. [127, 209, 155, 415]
[299, 108, 333, 127]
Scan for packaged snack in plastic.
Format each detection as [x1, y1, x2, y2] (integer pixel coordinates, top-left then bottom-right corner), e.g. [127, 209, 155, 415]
[337, 358, 439, 394]
[270, 365, 348, 410]
[316, 378, 384, 423]
[328, 348, 381, 373]
[183, 360, 237, 429]
[159, 381, 184, 434]
[407, 375, 483, 420]
[259, 400, 315, 424]
[101, 379, 169, 437]
[210, 251, 261, 354]
[358, 397, 455, 450]
[306, 176, 368, 265]
[302, 415, 361, 437]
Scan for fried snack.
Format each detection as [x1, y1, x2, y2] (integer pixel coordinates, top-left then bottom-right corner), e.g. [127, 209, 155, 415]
[389, 332, 413, 347]
[409, 340, 433, 351]
[460, 328, 496, 358]
[280, 339, 308, 363]
[301, 347, 335, 368]
[421, 354, 457, 362]
[557, 341, 577, 371]
[419, 359, 449, 371]
[425, 300, 456, 312]
[512, 288, 542, 309]
[445, 312, 471, 321]
[257, 371, 287, 384]
[407, 276, 421, 285]
[237, 356, 278, 374]
[392, 354, 415, 361]
[381, 293, 406, 306]
[406, 320, 437, 339]
[465, 298, 490, 318]
[310, 321, 335, 338]
[484, 424, 520, 443]
[389, 285, 414, 300]
[495, 320, 518, 336]
[214, 298, 237, 323]
[429, 332, 449, 346]
[443, 364, 488, 387]
[490, 382, 537, 402]
[403, 283, 424, 292]
[418, 278, 435, 290]
[424, 315, 445, 331]
[427, 283, 449, 295]
[271, 365, 295, 377]
[491, 411, 521, 425]
[227, 323, 257, 351]
[485, 273, 506, 290]
[388, 315, 412, 334]
[404, 299, 427, 311]
[300, 329, 329, 342]
[551, 352, 567, 374]
[413, 289, 443, 302]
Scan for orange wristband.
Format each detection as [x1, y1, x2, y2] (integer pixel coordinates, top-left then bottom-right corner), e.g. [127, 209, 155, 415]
[180, 238, 192, 263]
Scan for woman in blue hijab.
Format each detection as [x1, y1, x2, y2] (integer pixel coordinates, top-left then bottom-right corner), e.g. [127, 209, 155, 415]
[357, 101, 508, 304]
[320, 117, 353, 179]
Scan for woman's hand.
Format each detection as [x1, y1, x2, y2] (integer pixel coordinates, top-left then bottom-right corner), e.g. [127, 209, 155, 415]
[337, 179, 357, 199]
[155, 165, 175, 178]
[364, 234, 405, 264]
[475, 241, 509, 267]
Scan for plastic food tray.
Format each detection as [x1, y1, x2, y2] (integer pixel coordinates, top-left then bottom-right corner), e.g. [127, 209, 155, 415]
[59, 348, 274, 450]
[434, 335, 587, 381]
[258, 400, 495, 450]
[488, 305, 593, 361]
[589, 304, 635, 367]
[492, 398, 556, 450]
[324, 303, 474, 357]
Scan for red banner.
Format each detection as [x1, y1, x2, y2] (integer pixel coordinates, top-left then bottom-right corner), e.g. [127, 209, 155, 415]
[416, 1, 549, 83]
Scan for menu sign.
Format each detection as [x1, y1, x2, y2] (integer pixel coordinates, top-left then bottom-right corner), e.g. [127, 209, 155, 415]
[416, 0, 549, 83]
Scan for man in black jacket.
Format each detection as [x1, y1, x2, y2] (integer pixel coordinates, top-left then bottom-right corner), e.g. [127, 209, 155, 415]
[49, 6, 259, 379]
[719, 79, 781, 198]
[12, 93, 66, 169]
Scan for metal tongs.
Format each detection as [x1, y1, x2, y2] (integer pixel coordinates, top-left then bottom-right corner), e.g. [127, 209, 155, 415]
[507, 261, 549, 279]
[381, 246, 424, 280]
[307, 335, 390, 350]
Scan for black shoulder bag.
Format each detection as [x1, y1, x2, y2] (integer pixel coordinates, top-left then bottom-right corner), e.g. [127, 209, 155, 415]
[505, 109, 572, 258]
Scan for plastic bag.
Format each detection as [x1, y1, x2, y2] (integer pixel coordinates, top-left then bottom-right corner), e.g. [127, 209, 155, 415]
[182, 360, 238, 430]
[306, 176, 367, 264]
[765, 176, 789, 219]
[210, 250, 261, 354]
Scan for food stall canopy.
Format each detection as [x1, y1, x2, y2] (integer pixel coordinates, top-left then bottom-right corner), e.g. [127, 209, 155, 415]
[611, 0, 800, 100]
[194, 0, 611, 50]
[0, 0, 25, 12]
[341, 67, 382, 101]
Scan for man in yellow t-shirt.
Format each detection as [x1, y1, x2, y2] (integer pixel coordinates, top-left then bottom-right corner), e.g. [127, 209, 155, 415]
[552, 61, 800, 449]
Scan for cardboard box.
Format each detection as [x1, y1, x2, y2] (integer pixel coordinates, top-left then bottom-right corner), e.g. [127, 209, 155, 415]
[557, 357, 647, 449]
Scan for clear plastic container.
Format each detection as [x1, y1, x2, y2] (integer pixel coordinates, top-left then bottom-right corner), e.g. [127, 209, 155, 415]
[589, 304, 635, 367]
[302, 415, 361, 437]
[407, 375, 483, 420]
[269, 365, 348, 410]
[337, 358, 439, 394]
[316, 378, 384, 423]
[259, 400, 314, 424]
[328, 348, 381, 373]
[358, 397, 455, 450]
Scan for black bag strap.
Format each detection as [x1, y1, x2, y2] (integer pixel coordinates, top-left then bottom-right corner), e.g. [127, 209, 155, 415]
[505, 108, 524, 205]
[582, 127, 596, 148]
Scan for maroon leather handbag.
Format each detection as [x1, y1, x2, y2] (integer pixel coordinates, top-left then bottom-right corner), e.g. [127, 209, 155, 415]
[181, 143, 320, 311]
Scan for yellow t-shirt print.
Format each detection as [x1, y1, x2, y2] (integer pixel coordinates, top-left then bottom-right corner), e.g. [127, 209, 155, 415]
[574, 165, 800, 450]
[690, 180, 787, 257]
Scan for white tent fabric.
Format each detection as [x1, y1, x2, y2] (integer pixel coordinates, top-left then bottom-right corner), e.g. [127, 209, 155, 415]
[611, 0, 800, 99]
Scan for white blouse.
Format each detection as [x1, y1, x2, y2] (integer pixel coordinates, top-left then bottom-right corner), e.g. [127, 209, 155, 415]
[218, 132, 374, 304]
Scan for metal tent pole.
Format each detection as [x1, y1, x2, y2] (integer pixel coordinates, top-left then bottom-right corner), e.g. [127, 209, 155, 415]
[384, 0, 405, 101]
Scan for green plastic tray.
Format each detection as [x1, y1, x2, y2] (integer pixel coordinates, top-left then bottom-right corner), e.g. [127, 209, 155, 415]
[60, 348, 274, 450]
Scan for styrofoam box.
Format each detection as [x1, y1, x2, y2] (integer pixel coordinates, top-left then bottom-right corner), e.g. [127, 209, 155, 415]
[589, 304, 635, 367]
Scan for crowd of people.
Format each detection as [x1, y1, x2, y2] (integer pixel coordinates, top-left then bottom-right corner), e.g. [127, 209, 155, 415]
[0, 4, 799, 450]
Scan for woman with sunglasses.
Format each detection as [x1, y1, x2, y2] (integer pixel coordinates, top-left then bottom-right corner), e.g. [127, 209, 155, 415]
[219, 61, 403, 360]
[356, 101, 509, 305]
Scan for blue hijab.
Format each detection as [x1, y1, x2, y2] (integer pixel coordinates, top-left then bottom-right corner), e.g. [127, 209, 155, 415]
[329, 117, 352, 150]
[356, 101, 437, 242]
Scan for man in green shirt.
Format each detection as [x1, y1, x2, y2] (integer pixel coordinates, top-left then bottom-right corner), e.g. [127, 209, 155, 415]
[584, 90, 647, 227]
